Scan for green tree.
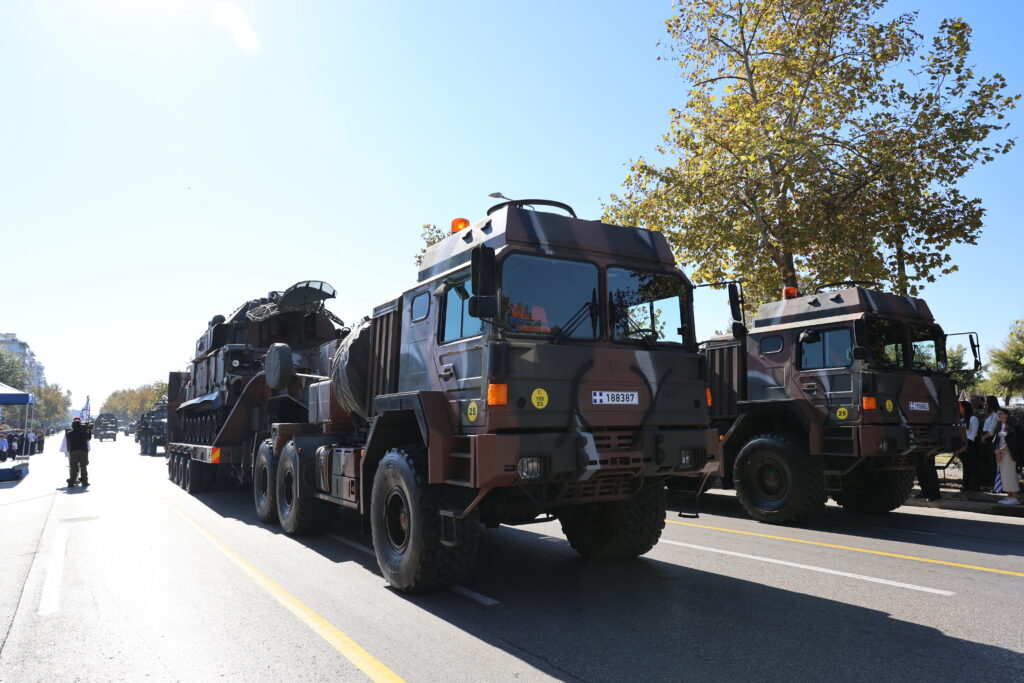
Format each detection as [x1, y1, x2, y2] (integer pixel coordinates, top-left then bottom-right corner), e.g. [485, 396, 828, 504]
[32, 383, 73, 429]
[947, 344, 984, 395]
[414, 223, 447, 267]
[981, 320, 1024, 404]
[0, 348, 28, 390]
[99, 381, 169, 421]
[605, 0, 1018, 306]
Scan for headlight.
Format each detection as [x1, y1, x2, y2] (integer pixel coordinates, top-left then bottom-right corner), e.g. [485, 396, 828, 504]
[516, 456, 545, 480]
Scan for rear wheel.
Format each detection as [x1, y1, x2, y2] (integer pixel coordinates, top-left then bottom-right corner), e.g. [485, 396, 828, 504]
[185, 458, 204, 493]
[733, 433, 825, 525]
[277, 443, 330, 534]
[833, 470, 915, 513]
[560, 483, 667, 559]
[167, 453, 176, 481]
[370, 446, 479, 593]
[253, 441, 278, 523]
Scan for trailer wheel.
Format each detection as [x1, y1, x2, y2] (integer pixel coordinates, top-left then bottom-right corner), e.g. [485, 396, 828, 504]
[733, 433, 825, 525]
[168, 453, 176, 481]
[185, 458, 205, 494]
[276, 443, 330, 534]
[370, 447, 479, 593]
[560, 483, 667, 560]
[253, 441, 279, 524]
[832, 470, 914, 513]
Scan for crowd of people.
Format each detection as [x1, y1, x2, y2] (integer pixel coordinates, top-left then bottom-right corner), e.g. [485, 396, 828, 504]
[955, 395, 1022, 505]
[0, 428, 45, 461]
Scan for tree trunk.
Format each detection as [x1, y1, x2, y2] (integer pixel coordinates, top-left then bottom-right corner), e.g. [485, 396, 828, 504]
[893, 235, 907, 296]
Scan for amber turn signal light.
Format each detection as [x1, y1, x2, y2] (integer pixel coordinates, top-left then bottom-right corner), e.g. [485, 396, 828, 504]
[862, 396, 878, 410]
[782, 286, 799, 299]
[706, 387, 713, 407]
[451, 217, 470, 234]
[488, 383, 508, 406]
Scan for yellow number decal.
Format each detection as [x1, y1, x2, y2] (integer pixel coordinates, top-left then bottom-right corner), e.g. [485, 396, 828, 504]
[885, 399, 894, 412]
[531, 388, 549, 409]
[836, 407, 849, 420]
[467, 401, 479, 422]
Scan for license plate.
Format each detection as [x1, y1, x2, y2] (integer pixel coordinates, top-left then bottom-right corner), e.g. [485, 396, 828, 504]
[592, 391, 638, 405]
[909, 401, 930, 411]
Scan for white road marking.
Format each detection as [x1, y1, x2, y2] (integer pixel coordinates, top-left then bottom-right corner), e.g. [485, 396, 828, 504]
[450, 585, 501, 607]
[659, 539, 955, 596]
[38, 526, 69, 615]
[326, 533, 502, 606]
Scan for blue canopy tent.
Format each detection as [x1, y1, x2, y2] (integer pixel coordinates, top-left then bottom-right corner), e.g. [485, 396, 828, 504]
[0, 382, 35, 457]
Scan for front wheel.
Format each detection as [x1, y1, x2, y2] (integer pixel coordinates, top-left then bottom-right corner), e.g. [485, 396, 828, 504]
[560, 483, 667, 560]
[733, 433, 825, 525]
[370, 447, 479, 593]
[832, 470, 915, 513]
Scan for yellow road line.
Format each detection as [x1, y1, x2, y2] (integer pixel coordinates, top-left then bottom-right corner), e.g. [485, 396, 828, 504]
[666, 520, 1024, 578]
[170, 504, 403, 682]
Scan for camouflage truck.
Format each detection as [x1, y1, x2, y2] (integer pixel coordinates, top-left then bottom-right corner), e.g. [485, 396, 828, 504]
[93, 413, 119, 441]
[684, 283, 976, 524]
[136, 400, 168, 455]
[166, 200, 717, 593]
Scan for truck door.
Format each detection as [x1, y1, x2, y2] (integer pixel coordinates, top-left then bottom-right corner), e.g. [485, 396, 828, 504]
[797, 326, 857, 425]
[433, 274, 485, 429]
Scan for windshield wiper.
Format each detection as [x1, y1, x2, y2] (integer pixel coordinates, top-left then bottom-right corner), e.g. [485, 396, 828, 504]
[620, 313, 658, 350]
[551, 289, 598, 345]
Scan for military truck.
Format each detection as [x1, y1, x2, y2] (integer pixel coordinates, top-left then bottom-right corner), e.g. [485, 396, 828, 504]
[682, 283, 974, 525]
[166, 200, 717, 593]
[94, 413, 119, 441]
[136, 400, 168, 455]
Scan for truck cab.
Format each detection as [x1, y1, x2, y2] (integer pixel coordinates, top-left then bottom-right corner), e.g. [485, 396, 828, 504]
[702, 285, 970, 523]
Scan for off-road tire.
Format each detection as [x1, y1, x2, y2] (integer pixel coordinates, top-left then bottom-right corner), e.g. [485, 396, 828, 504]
[253, 441, 278, 523]
[277, 444, 330, 535]
[734, 433, 825, 525]
[370, 446, 479, 593]
[832, 469, 915, 513]
[140, 436, 149, 455]
[174, 453, 186, 487]
[559, 483, 667, 560]
[181, 456, 192, 490]
[185, 458, 205, 494]
[167, 454, 175, 481]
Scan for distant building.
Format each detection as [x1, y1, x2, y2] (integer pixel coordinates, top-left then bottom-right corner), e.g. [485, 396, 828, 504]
[0, 332, 46, 387]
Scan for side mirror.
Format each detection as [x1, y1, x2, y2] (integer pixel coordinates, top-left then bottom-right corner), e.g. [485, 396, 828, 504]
[471, 245, 496, 297]
[731, 321, 747, 340]
[799, 329, 821, 344]
[851, 346, 867, 360]
[727, 282, 743, 323]
[468, 296, 497, 319]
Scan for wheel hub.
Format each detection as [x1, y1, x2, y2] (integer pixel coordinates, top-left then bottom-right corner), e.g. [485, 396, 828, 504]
[384, 487, 411, 552]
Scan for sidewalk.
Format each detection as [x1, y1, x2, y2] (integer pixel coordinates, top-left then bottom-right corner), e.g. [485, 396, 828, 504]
[904, 486, 1024, 518]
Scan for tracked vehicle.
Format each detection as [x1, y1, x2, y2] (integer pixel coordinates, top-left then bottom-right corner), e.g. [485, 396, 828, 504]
[136, 400, 168, 455]
[167, 200, 717, 592]
[686, 283, 974, 524]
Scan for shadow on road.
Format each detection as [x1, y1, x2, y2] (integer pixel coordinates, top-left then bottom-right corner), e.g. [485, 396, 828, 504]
[667, 490, 1024, 558]
[177, 483, 1023, 680]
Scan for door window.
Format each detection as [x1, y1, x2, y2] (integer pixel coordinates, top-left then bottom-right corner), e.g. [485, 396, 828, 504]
[801, 328, 853, 369]
[440, 277, 482, 343]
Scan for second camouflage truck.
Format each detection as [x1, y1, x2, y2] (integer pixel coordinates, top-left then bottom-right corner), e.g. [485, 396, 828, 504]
[166, 200, 717, 592]
[682, 283, 972, 525]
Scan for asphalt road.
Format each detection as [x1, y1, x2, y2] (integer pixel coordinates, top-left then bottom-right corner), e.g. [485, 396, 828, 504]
[2, 438, 1022, 682]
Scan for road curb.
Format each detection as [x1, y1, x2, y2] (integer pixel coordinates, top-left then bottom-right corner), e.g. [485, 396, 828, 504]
[905, 488, 1024, 518]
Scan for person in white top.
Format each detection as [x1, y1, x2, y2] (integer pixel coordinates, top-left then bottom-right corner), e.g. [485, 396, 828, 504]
[992, 408, 1021, 505]
[957, 401, 982, 495]
[26, 430, 36, 455]
[978, 395, 1000, 491]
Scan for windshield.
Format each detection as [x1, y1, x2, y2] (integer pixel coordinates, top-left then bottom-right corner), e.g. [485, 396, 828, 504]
[865, 317, 905, 369]
[608, 268, 689, 345]
[501, 254, 599, 339]
[909, 323, 947, 372]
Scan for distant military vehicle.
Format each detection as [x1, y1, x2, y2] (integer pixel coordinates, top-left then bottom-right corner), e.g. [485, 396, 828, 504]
[680, 282, 975, 525]
[166, 201, 717, 593]
[94, 413, 119, 441]
[136, 400, 167, 455]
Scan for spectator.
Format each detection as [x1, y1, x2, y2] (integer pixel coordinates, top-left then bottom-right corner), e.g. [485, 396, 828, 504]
[957, 400, 981, 496]
[978, 395, 1000, 490]
[0, 433, 7, 462]
[26, 429, 36, 455]
[9, 435, 18, 457]
[992, 408, 1021, 505]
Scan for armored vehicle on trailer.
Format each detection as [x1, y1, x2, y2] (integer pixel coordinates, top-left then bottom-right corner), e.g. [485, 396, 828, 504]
[685, 283, 973, 524]
[136, 400, 168, 455]
[94, 413, 118, 441]
[167, 200, 717, 593]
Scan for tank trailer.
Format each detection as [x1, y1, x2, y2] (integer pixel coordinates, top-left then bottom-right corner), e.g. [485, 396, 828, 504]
[680, 283, 975, 524]
[167, 200, 717, 592]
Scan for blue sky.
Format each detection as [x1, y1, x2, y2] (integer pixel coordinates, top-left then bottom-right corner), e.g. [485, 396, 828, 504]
[0, 1, 1020, 410]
